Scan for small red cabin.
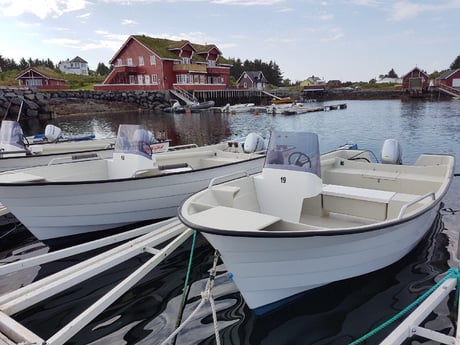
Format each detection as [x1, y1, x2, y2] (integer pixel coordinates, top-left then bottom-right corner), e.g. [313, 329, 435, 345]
[15, 67, 69, 90]
[402, 67, 430, 91]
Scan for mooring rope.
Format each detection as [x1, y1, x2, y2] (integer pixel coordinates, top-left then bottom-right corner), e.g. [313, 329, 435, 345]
[349, 266, 460, 345]
[170, 230, 198, 345]
[161, 250, 221, 345]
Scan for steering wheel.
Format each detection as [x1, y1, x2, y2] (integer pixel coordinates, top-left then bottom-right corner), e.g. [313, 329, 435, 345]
[288, 152, 311, 168]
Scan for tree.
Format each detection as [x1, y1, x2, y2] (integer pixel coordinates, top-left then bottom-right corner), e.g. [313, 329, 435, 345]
[387, 68, 398, 78]
[450, 55, 460, 70]
[95, 62, 110, 76]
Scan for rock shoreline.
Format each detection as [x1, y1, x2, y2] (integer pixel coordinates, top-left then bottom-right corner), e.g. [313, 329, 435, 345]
[0, 88, 172, 119]
[0, 87, 448, 119]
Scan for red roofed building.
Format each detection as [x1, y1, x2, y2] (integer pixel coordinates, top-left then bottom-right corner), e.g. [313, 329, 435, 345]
[15, 67, 69, 90]
[95, 35, 232, 91]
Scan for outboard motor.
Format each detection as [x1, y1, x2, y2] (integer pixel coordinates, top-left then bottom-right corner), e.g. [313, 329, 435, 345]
[381, 138, 402, 164]
[44, 124, 62, 142]
[243, 132, 266, 153]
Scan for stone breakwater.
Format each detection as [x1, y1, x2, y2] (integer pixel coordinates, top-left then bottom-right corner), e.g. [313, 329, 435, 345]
[0, 88, 172, 118]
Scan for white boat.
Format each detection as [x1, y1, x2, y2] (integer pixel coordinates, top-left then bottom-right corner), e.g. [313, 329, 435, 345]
[179, 131, 455, 311]
[0, 121, 115, 171]
[0, 121, 174, 172]
[0, 125, 266, 241]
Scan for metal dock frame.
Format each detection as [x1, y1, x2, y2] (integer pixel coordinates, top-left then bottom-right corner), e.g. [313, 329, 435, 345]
[0, 218, 192, 345]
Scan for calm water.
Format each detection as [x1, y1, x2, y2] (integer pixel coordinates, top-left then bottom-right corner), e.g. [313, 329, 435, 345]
[1, 99, 460, 344]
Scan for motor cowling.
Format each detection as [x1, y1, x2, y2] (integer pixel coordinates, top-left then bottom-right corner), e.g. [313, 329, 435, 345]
[243, 132, 266, 153]
[381, 138, 402, 164]
[44, 124, 62, 142]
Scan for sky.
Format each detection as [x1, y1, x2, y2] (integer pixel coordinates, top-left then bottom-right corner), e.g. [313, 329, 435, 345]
[1, 0, 460, 83]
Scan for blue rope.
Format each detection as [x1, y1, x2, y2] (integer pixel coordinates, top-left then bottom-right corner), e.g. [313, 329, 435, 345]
[349, 266, 460, 345]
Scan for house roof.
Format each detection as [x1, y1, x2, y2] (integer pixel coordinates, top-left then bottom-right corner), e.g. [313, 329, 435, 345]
[436, 69, 460, 80]
[110, 35, 232, 65]
[402, 67, 429, 79]
[15, 66, 66, 81]
[237, 71, 268, 83]
[70, 56, 88, 63]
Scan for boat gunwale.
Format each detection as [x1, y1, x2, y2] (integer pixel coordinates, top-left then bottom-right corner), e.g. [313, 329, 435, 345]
[178, 197, 444, 238]
[0, 154, 266, 186]
[178, 153, 455, 238]
[0, 146, 114, 161]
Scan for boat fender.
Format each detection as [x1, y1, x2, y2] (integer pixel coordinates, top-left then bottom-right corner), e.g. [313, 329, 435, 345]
[243, 133, 266, 153]
[381, 138, 402, 164]
[44, 124, 62, 142]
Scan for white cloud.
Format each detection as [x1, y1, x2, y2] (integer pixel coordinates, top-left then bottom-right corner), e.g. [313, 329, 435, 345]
[389, 0, 460, 21]
[121, 19, 138, 25]
[77, 12, 91, 18]
[1, 0, 88, 19]
[43, 37, 81, 48]
[211, 0, 285, 5]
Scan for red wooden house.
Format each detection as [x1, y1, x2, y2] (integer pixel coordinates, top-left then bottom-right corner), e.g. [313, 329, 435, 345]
[95, 35, 232, 91]
[401, 67, 430, 92]
[435, 69, 460, 88]
[15, 67, 69, 90]
[236, 71, 268, 90]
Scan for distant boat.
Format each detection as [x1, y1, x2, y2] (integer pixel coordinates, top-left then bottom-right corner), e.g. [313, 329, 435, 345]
[271, 97, 295, 105]
[164, 100, 215, 113]
[0, 120, 115, 171]
[179, 130, 455, 311]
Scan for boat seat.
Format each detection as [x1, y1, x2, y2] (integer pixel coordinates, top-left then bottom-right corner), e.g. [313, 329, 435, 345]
[188, 205, 280, 231]
[254, 168, 323, 222]
[0, 172, 46, 183]
[321, 184, 395, 221]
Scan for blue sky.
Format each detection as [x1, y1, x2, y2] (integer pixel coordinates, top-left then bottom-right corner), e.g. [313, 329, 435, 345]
[1, 0, 459, 82]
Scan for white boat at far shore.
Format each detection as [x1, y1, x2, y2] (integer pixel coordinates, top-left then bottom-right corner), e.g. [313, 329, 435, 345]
[0, 121, 115, 171]
[0, 124, 266, 241]
[179, 130, 454, 311]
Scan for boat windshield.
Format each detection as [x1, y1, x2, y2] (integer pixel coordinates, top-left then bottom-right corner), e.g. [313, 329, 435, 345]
[0, 121, 24, 149]
[265, 131, 321, 177]
[114, 124, 154, 159]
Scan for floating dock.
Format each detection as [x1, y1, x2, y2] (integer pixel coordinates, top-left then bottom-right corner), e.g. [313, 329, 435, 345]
[0, 218, 191, 345]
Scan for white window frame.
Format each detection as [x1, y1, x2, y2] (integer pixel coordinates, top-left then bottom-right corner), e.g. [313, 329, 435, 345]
[138, 75, 143, 85]
[150, 55, 156, 65]
[117, 58, 123, 66]
[129, 75, 135, 84]
[144, 75, 150, 84]
[127, 58, 133, 66]
[139, 56, 144, 66]
[152, 74, 158, 84]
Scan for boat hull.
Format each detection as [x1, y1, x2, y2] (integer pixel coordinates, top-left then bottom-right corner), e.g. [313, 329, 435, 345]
[202, 205, 439, 310]
[0, 157, 263, 240]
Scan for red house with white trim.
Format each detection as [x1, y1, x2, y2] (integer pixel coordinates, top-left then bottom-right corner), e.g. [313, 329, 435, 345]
[15, 67, 69, 90]
[435, 69, 460, 88]
[95, 35, 232, 91]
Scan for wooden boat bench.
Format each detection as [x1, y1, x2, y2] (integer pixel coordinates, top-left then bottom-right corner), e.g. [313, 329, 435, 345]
[320, 184, 430, 221]
[321, 184, 395, 221]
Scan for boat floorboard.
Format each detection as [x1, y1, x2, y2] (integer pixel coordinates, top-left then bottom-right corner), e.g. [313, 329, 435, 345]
[299, 212, 375, 229]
